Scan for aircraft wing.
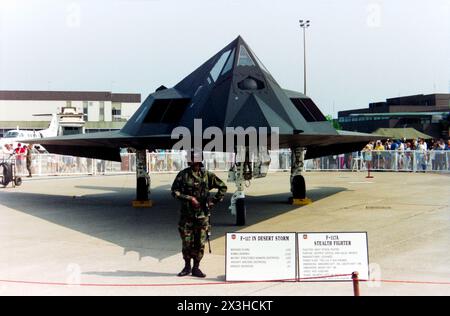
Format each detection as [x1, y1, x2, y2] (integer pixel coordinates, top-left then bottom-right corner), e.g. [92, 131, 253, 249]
[280, 131, 381, 159]
[25, 129, 380, 162]
[25, 131, 173, 162]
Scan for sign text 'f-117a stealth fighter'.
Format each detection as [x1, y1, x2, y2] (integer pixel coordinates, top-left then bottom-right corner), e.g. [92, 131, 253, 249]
[27, 36, 378, 225]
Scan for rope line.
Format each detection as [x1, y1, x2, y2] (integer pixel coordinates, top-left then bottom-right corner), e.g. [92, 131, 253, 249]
[1, 274, 450, 287]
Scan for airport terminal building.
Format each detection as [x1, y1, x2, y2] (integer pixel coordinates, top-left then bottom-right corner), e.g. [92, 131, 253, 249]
[0, 90, 141, 137]
[338, 93, 450, 139]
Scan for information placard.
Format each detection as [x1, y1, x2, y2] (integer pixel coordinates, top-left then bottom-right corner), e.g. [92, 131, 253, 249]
[226, 233, 296, 282]
[297, 232, 369, 281]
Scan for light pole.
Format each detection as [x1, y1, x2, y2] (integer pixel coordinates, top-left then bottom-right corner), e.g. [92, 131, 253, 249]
[299, 19, 310, 95]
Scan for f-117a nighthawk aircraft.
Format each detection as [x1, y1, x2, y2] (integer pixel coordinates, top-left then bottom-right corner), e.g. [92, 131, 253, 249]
[27, 36, 378, 225]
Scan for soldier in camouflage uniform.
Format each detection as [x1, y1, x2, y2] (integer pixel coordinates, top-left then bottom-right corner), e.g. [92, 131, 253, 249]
[171, 154, 227, 278]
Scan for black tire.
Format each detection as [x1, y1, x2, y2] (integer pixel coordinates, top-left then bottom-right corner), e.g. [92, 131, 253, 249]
[236, 198, 246, 226]
[292, 175, 306, 199]
[136, 177, 148, 201]
[14, 177, 22, 187]
[1, 162, 12, 187]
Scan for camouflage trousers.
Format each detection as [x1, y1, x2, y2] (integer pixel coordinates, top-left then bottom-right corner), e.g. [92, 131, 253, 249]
[178, 216, 209, 262]
[26, 160, 32, 174]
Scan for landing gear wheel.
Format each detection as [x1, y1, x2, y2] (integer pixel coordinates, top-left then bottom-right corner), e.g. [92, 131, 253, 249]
[291, 175, 306, 199]
[136, 177, 148, 201]
[14, 177, 22, 187]
[236, 198, 246, 226]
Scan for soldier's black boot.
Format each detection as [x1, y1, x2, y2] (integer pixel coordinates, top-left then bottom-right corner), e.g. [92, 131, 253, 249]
[191, 260, 206, 278]
[177, 259, 191, 277]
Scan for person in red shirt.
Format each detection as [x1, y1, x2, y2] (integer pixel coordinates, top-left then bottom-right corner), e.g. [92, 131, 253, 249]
[14, 143, 25, 174]
[14, 143, 21, 155]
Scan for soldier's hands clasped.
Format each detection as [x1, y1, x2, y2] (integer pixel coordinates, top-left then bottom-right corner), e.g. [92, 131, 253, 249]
[189, 196, 201, 209]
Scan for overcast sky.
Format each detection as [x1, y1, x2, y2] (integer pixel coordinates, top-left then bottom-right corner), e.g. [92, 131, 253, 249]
[0, 0, 449, 116]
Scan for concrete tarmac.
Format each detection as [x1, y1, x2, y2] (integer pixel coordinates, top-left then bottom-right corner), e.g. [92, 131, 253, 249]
[0, 171, 449, 296]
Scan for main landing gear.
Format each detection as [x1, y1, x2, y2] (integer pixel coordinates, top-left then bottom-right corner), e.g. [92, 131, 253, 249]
[289, 147, 312, 205]
[228, 162, 250, 226]
[133, 149, 152, 208]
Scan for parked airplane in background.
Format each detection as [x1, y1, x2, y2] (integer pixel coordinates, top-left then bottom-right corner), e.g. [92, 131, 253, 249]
[0, 114, 59, 151]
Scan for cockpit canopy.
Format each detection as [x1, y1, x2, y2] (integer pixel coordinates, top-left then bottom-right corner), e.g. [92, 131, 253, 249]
[4, 131, 21, 138]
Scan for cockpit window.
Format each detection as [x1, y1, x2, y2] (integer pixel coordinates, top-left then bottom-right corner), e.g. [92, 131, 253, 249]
[220, 48, 236, 76]
[4, 131, 19, 138]
[237, 45, 255, 67]
[209, 49, 232, 82]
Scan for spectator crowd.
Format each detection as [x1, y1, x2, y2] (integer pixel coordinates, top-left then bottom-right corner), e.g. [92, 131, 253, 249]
[362, 138, 450, 171]
[1, 143, 42, 177]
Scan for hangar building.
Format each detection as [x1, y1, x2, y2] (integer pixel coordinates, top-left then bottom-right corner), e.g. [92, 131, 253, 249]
[0, 90, 141, 137]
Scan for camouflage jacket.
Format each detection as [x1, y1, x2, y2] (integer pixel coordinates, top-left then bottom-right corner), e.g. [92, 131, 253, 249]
[171, 167, 227, 218]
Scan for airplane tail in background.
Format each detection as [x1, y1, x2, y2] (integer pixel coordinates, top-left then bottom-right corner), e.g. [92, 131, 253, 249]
[40, 114, 59, 138]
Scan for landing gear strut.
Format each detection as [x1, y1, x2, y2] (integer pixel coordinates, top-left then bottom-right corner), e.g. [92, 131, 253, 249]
[133, 149, 152, 208]
[229, 162, 248, 226]
[289, 147, 312, 205]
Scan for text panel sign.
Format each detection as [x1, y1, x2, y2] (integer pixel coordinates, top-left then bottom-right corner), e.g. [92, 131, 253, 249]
[298, 232, 369, 281]
[226, 233, 296, 281]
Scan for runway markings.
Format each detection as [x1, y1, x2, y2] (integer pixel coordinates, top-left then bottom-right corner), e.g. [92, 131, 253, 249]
[348, 181, 374, 184]
[365, 206, 392, 209]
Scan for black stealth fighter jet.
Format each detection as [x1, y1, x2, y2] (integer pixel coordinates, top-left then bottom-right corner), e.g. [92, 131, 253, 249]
[28, 36, 378, 225]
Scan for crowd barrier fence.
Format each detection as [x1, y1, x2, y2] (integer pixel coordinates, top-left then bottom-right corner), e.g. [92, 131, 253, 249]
[1, 150, 449, 177]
